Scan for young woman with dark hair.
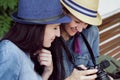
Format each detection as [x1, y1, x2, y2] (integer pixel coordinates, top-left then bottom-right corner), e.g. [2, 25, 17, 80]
[0, 0, 71, 80]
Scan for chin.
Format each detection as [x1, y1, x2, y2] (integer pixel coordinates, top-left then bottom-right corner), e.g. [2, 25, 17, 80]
[47, 44, 51, 47]
[43, 44, 51, 48]
[70, 33, 76, 36]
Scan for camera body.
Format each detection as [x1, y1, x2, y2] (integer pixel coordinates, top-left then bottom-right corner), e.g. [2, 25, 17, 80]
[95, 63, 110, 80]
[93, 60, 111, 80]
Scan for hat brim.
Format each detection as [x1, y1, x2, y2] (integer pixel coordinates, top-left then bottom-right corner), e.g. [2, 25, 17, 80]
[61, 0, 102, 26]
[11, 12, 71, 24]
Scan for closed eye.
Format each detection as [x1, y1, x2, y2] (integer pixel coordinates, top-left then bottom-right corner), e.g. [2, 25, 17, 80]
[54, 26, 60, 30]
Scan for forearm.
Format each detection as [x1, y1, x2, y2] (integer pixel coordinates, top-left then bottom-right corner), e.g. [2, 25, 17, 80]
[65, 75, 74, 80]
[41, 67, 53, 80]
[41, 72, 50, 80]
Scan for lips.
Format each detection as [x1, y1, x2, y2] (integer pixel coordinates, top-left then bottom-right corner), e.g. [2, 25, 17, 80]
[70, 27, 78, 33]
[51, 38, 55, 42]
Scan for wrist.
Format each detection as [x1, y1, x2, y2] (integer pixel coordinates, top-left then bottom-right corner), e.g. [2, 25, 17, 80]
[42, 70, 52, 80]
[41, 72, 50, 80]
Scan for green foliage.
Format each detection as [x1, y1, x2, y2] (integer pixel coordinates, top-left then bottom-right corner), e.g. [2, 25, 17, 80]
[0, 0, 18, 37]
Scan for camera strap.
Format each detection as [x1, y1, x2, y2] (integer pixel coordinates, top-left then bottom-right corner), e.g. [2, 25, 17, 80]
[81, 32, 96, 66]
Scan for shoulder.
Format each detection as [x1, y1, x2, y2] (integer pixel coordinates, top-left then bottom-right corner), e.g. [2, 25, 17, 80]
[83, 25, 99, 37]
[0, 40, 22, 60]
[86, 25, 99, 34]
[0, 40, 24, 66]
[0, 40, 25, 78]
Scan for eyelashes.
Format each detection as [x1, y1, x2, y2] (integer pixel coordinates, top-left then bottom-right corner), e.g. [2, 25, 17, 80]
[70, 27, 77, 30]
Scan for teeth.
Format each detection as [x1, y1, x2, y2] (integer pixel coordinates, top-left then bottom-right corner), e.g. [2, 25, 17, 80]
[71, 27, 76, 30]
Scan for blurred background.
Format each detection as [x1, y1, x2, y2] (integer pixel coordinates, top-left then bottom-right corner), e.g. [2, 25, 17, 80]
[98, 0, 120, 62]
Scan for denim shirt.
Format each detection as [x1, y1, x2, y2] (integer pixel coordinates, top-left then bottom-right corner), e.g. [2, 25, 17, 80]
[62, 26, 100, 78]
[0, 40, 42, 80]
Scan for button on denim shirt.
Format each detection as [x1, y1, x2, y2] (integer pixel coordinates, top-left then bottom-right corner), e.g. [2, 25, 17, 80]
[0, 40, 42, 80]
[62, 26, 100, 78]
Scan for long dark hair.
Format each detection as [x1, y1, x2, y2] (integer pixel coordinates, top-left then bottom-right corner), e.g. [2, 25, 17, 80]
[49, 37, 65, 80]
[49, 24, 75, 80]
[1, 22, 75, 80]
[2, 22, 46, 75]
[50, 36, 76, 80]
[50, 24, 92, 80]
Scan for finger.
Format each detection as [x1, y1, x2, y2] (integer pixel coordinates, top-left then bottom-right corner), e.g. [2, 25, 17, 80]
[80, 69, 98, 75]
[38, 54, 52, 67]
[40, 59, 53, 67]
[78, 64, 87, 70]
[41, 48, 51, 54]
[40, 60, 50, 66]
[39, 58, 52, 66]
[82, 74, 97, 80]
[38, 56, 52, 62]
[38, 52, 52, 61]
[39, 52, 52, 58]
[39, 50, 51, 58]
[38, 53, 52, 62]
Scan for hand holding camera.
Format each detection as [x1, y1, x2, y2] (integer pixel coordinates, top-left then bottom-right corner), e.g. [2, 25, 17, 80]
[75, 60, 111, 80]
[80, 33, 111, 80]
[66, 65, 98, 80]
[94, 60, 111, 80]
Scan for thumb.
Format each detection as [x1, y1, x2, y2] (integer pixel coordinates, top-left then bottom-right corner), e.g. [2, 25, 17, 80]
[78, 64, 87, 70]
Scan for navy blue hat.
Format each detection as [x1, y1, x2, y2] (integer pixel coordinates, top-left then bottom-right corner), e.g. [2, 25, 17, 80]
[12, 0, 71, 24]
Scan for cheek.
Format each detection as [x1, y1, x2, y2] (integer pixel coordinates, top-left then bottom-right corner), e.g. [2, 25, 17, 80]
[43, 35, 51, 47]
[43, 32, 50, 42]
[44, 32, 52, 42]
[65, 25, 71, 33]
[65, 26, 76, 36]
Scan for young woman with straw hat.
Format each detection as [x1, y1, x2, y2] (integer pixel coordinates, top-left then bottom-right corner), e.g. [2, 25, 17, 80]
[50, 0, 102, 80]
[0, 0, 71, 80]
[50, 0, 113, 80]
[40, 0, 113, 79]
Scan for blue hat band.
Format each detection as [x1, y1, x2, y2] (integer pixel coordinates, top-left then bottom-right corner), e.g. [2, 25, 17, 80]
[16, 13, 65, 23]
[63, 0, 97, 17]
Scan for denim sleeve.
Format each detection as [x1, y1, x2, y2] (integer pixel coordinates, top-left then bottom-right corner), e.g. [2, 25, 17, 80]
[0, 42, 20, 80]
[91, 26, 100, 58]
[87, 26, 100, 67]
[0, 40, 42, 80]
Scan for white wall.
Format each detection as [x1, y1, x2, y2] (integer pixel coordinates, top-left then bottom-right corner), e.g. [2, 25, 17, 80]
[98, 0, 120, 19]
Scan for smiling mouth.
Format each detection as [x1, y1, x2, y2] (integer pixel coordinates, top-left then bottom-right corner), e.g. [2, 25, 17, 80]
[51, 38, 55, 42]
[70, 27, 78, 32]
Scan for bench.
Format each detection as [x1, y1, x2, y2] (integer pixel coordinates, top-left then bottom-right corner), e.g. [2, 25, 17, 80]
[98, 12, 120, 62]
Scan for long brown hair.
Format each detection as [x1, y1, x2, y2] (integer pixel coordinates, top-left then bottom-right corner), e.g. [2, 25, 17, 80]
[2, 22, 46, 74]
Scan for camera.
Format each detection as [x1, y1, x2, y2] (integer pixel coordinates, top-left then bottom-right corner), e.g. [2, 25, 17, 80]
[75, 60, 111, 80]
[94, 60, 111, 80]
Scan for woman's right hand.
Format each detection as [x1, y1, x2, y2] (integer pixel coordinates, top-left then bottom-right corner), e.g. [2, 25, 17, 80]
[37, 49, 53, 80]
[65, 65, 98, 80]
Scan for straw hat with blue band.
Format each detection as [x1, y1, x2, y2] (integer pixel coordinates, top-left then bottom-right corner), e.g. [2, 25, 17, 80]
[60, 0, 102, 26]
[12, 0, 71, 24]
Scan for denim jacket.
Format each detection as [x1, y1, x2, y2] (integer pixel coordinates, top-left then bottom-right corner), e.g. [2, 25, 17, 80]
[0, 40, 42, 80]
[62, 26, 100, 78]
